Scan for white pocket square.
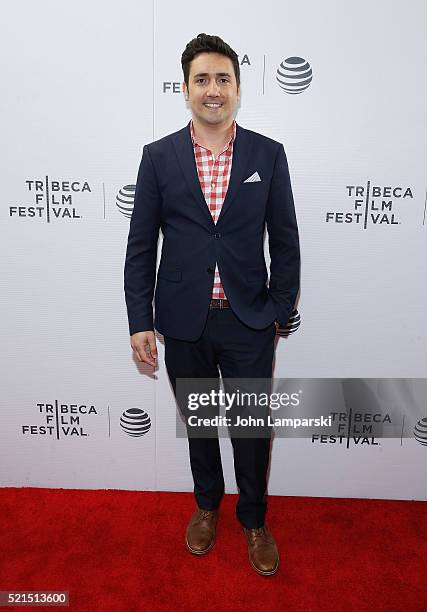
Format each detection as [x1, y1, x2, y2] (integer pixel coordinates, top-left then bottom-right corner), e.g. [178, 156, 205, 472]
[243, 171, 261, 183]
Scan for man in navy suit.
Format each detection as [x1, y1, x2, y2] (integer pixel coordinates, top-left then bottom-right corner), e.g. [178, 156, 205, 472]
[124, 33, 300, 576]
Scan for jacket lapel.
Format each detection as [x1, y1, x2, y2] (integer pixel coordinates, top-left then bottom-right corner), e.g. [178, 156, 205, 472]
[217, 123, 253, 224]
[172, 121, 253, 225]
[172, 122, 214, 226]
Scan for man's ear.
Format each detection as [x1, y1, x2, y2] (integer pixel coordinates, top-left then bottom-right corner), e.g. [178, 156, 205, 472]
[183, 82, 189, 100]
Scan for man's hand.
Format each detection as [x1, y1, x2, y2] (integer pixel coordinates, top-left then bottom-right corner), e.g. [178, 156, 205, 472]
[130, 331, 157, 367]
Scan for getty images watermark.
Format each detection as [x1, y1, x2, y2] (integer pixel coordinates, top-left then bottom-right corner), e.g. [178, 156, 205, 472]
[173, 378, 426, 441]
[186, 388, 331, 429]
[175, 378, 334, 439]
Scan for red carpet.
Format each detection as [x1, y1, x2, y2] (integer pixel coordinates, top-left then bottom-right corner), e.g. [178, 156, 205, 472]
[0, 488, 425, 611]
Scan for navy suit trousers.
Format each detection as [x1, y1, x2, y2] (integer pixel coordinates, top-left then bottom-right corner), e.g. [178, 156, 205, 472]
[164, 307, 276, 529]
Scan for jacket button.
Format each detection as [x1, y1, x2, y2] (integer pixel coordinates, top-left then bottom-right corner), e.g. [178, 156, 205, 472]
[214, 233, 221, 239]
[206, 267, 214, 274]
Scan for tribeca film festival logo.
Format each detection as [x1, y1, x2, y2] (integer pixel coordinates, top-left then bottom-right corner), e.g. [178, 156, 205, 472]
[162, 52, 312, 96]
[312, 409, 393, 448]
[21, 401, 97, 438]
[9, 177, 92, 222]
[326, 182, 413, 229]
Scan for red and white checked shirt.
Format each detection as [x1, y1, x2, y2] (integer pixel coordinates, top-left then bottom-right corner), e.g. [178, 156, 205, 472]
[190, 119, 236, 299]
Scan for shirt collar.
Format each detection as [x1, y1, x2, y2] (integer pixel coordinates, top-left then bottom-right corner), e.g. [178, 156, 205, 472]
[190, 119, 237, 152]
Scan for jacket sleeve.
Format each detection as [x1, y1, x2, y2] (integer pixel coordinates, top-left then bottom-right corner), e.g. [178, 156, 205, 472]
[265, 143, 300, 327]
[124, 145, 161, 335]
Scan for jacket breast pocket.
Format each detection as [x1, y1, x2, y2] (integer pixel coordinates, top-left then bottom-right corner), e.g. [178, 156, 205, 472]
[246, 267, 267, 283]
[241, 180, 264, 189]
[157, 268, 182, 282]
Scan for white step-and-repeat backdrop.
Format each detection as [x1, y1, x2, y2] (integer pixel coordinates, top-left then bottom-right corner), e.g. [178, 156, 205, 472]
[1, 0, 426, 499]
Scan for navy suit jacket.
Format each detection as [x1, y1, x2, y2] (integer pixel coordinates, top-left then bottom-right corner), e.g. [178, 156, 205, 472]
[124, 121, 300, 341]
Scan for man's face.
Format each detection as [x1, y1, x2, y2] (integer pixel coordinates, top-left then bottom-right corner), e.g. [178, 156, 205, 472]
[183, 52, 240, 128]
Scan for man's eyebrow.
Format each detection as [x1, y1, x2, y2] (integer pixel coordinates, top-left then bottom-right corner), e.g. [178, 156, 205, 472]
[192, 72, 232, 78]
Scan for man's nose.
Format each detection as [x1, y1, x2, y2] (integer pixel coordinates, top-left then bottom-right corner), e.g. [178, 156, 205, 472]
[206, 80, 220, 97]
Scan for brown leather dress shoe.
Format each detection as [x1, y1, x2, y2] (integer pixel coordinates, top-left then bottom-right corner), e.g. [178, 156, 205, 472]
[185, 507, 219, 555]
[243, 526, 279, 575]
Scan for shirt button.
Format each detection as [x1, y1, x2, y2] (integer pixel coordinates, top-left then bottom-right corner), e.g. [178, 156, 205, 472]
[212, 183, 216, 187]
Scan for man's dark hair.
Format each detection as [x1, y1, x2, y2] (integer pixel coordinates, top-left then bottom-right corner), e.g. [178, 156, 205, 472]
[181, 33, 240, 90]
